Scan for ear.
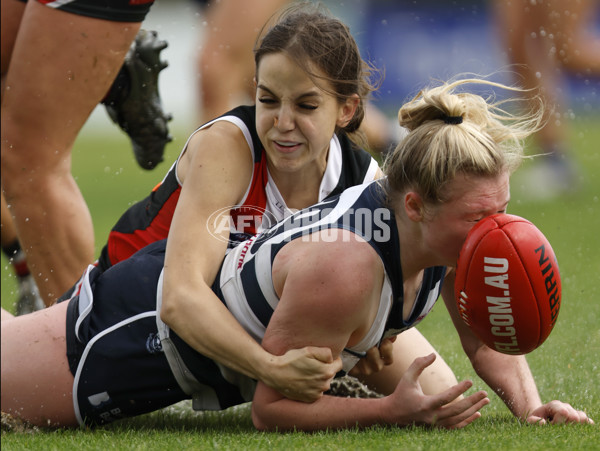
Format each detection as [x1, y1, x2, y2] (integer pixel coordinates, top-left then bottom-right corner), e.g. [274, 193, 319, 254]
[404, 191, 424, 222]
[336, 94, 360, 128]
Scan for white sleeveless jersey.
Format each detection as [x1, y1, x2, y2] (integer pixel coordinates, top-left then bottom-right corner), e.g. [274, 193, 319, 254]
[216, 180, 447, 372]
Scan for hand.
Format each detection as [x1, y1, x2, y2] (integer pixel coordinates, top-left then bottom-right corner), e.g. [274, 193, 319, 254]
[263, 346, 343, 403]
[348, 336, 396, 377]
[382, 353, 490, 429]
[527, 401, 595, 425]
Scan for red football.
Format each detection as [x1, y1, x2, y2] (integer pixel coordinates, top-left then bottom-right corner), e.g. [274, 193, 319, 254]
[454, 214, 561, 355]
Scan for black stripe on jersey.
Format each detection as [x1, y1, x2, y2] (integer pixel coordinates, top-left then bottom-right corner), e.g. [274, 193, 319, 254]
[222, 105, 264, 164]
[328, 131, 374, 198]
[239, 257, 274, 327]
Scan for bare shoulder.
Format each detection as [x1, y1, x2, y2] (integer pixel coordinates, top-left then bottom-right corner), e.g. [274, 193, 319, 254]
[266, 229, 385, 355]
[274, 230, 383, 316]
[178, 120, 252, 183]
[276, 229, 380, 279]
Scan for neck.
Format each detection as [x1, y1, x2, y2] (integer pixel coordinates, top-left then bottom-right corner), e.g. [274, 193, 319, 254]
[268, 162, 328, 211]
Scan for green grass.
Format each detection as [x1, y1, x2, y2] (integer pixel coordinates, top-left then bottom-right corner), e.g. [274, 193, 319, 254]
[2, 115, 599, 449]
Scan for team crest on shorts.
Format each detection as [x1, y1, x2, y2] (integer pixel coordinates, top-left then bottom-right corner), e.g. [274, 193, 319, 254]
[146, 332, 163, 354]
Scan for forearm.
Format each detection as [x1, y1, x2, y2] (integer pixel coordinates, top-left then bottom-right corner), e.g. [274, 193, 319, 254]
[252, 383, 387, 431]
[470, 346, 542, 419]
[161, 283, 270, 382]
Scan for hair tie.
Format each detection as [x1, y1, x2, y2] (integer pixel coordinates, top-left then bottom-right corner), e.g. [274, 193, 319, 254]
[442, 115, 463, 125]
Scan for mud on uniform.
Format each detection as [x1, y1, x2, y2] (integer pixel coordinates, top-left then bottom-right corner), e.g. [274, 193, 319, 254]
[97, 105, 379, 271]
[20, 0, 155, 22]
[66, 181, 446, 426]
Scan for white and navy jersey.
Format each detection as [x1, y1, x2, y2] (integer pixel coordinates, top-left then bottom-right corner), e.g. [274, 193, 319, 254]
[99, 105, 379, 269]
[65, 182, 445, 425]
[215, 180, 447, 372]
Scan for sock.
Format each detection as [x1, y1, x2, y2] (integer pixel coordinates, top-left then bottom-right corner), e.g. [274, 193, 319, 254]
[1, 239, 30, 279]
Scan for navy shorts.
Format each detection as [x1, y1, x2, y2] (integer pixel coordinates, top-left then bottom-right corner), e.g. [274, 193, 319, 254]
[65, 240, 250, 427]
[65, 243, 186, 426]
[20, 0, 155, 22]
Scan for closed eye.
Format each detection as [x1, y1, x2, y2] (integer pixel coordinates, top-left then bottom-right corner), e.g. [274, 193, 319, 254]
[258, 97, 277, 105]
[298, 103, 318, 110]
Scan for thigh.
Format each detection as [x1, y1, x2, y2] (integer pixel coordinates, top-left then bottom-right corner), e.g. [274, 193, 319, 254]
[357, 327, 458, 397]
[1, 0, 140, 170]
[1, 301, 77, 427]
[0, 0, 26, 76]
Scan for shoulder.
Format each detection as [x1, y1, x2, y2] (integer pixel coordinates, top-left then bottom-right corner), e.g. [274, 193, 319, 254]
[266, 231, 385, 355]
[275, 231, 383, 308]
[178, 120, 253, 183]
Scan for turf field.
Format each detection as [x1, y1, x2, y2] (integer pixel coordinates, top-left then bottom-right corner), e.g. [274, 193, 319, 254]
[1, 113, 599, 449]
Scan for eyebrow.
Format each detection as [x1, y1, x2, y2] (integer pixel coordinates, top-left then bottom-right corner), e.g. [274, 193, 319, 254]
[256, 84, 323, 101]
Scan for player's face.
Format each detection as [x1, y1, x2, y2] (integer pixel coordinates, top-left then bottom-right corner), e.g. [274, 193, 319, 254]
[423, 171, 511, 267]
[254, 52, 354, 178]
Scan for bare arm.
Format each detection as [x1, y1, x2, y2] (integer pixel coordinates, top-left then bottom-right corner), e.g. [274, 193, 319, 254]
[442, 269, 593, 424]
[251, 234, 489, 431]
[161, 122, 340, 401]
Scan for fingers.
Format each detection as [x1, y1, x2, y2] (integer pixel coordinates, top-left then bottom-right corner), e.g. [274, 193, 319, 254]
[379, 338, 395, 366]
[305, 346, 334, 364]
[348, 347, 384, 377]
[347, 338, 398, 378]
[404, 353, 437, 385]
[527, 401, 594, 425]
[432, 380, 476, 409]
[305, 347, 343, 376]
[526, 415, 546, 425]
[549, 404, 594, 425]
[436, 390, 490, 429]
[272, 347, 342, 403]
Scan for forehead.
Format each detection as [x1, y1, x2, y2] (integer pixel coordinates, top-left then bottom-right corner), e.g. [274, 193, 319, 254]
[444, 172, 510, 212]
[256, 52, 332, 96]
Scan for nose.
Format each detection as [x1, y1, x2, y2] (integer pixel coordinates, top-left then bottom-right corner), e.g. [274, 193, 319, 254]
[274, 105, 295, 131]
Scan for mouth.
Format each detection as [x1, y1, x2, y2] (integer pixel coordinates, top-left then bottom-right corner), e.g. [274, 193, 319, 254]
[273, 140, 302, 154]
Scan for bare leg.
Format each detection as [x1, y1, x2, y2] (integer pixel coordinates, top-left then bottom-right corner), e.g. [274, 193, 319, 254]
[548, 0, 600, 73]
[1, 301, 76, 427]
[0, 0, 26, 76]
[493, 0, 582, 198]
[0, 1, 141, 304]
[1, 307, 15, 321]
[359, 327, 459, 397]
[197, 0, 289, 123]
[1, 190, 18, 249]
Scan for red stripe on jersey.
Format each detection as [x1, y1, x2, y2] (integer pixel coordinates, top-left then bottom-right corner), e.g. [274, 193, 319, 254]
[230, 156, 269, 236]
[106, 187, 181, 266]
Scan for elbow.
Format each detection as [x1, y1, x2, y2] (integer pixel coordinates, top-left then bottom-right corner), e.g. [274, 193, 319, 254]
[251, 387, 292, 432]
[159, 287, 183, 327]
[459, 334, 486, 365]
[463, 339, 493, 375]
[251, 402, 274, 432]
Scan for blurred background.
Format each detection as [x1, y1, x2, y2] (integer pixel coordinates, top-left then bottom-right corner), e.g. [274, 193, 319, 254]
[83, 0, 597, 127]
[82, 0, 600, 200]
